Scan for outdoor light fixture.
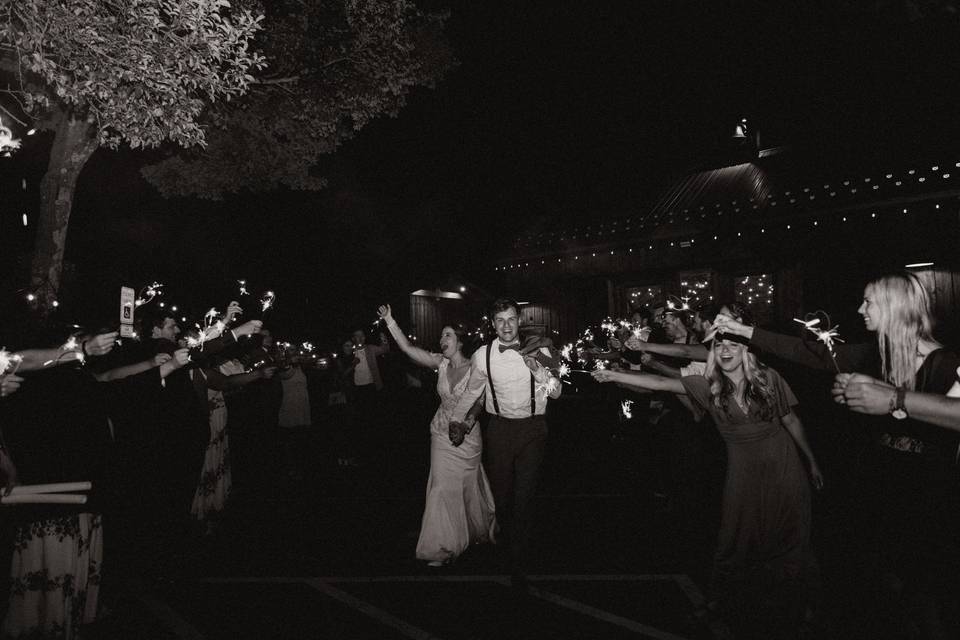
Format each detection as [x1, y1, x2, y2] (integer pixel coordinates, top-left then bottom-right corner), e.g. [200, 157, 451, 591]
[905, 262, 934, 269]
[733, 118, 748, 139]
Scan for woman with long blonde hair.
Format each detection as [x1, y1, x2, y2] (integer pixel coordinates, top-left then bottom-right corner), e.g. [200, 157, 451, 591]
[715, 272, 960, 637]
[594, 334, 822, 637]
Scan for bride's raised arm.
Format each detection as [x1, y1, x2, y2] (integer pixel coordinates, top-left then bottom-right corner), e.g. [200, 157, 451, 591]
[378, 304, 443, 369]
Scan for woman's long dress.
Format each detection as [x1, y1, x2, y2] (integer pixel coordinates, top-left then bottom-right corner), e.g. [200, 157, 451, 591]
[190, 364, 234, 526]
[680, 369, 813, 609]
[415, 359, 496, 564]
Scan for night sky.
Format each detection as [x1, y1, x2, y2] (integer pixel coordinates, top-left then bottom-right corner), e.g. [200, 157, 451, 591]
[4, 1, 960, 342]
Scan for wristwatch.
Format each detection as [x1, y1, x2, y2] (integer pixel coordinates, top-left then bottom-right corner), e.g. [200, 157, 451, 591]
[891, 386, 908, 420]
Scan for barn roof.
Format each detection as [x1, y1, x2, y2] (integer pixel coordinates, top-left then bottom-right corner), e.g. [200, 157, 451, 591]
[499, 153, 960, 264]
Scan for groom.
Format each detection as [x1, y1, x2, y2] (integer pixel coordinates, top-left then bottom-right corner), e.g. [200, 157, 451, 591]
[449, 298, 561, 586]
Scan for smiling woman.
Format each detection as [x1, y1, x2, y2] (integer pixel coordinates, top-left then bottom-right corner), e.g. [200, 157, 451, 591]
[593, 332, 822, 635]
[716, 271, 960, 636]
[377, 303, 495, 567]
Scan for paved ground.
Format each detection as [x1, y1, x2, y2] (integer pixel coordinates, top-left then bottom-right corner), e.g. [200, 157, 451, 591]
[76, 388, 935, 638]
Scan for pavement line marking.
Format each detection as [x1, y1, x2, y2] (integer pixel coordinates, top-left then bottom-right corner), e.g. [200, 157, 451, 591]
[201, 576, 307, 583]
[671, 575, 705, 607]
[671, 575, 730, 640]
[297, 493, 631, 501]
[527, 574, 684, 582]
[135, 592, 207, 640]
[305, 578, 448, 640]
[523, 583, 693, 640]
[199, 574, 688, 584]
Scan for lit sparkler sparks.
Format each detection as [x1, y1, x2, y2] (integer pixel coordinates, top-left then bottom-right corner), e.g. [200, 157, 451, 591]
[621, 400, 634, 420]
[43, 336, 84, 366]
[594, 359, 607, 371]
[0, 118, 21, 156]
[260, 290, 276, 313]
[0, 348, 23, 375]
[134, 282, 164, 307]
[794, 315, 843, 371]
[238, 279, 250, 296]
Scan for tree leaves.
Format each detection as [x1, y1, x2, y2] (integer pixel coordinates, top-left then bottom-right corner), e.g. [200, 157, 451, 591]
[0, 0, 266, 149]
[140, 0, 457, 199]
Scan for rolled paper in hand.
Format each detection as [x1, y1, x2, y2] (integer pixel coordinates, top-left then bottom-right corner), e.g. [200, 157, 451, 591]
[7, 482, 92, 496]
[2, 493, 88, 505]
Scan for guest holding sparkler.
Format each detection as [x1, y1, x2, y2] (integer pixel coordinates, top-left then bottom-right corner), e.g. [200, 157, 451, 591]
[343, 325, 390, 466]
[188, 347, 275, 535]
[377, 304, 495, 566]
[715, 272, 960, 638]
[833, 371, 960, 431]
[0, 327, 179, 639]
[0, 375, 23, 399]
[593, 336, 822, 638]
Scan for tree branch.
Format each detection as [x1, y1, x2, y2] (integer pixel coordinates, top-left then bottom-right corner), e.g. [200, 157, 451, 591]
[254, 75, 301, 85]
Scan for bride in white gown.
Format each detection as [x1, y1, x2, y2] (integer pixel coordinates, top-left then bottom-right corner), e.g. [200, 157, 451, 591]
[378, 304, 496, 565]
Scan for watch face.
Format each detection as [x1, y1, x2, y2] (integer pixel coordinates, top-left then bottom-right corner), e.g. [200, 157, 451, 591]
[892, 409, 908, 420]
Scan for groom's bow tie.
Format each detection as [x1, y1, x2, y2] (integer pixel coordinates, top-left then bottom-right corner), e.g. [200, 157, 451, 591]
[498, 343, 522, 354]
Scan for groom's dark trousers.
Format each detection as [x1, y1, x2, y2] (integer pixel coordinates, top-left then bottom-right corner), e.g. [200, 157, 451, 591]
[484, 413, 548, 574]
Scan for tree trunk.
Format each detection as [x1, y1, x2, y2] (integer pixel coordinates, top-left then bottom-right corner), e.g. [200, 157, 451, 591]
[28, 112, 98, 310]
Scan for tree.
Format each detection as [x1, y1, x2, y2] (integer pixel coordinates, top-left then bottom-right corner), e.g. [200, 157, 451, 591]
[140, 0, 456, 198]
[0, 0, 265, 308]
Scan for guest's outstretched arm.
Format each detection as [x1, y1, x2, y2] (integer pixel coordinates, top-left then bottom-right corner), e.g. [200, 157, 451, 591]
[593, 369, 685, 394]
[632, 341, 710, 362]
[713, 314, 875, 372]
[377, 304, 442, 369]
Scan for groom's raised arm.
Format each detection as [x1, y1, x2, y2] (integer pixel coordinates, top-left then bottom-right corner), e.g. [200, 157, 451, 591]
[450, 351, 488, 423]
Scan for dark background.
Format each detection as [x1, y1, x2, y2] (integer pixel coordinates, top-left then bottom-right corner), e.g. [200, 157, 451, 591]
[3, 0, 960, 344]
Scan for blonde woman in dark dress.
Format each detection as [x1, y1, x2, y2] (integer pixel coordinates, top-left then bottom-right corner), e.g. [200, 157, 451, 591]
[594, 336, 822, 638]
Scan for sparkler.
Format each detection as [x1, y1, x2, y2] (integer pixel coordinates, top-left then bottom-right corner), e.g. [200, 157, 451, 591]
[260, 290, 276, 313]
[666, 294, 690, 312]
[187, 308, 225, 350]
[134, 282, 164, 307]
[621, 400, 634, 420]
[0, 118, 21, 156]
[238, 279, 250, 296]
[43, 336, 84, 366]
[794, 314, 844, 372]
[0, 348, 23, 375]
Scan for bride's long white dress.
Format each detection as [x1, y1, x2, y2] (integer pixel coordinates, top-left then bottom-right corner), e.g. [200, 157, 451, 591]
[416, 359, 497, 564]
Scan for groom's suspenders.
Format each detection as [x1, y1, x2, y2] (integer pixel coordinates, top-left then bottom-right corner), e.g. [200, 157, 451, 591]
[486, 342, 536, 418]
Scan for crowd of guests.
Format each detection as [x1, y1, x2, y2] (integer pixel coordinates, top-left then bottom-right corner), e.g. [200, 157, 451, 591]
[2, 271, 960, 638]
[0, 301, 405, 638]
[586, 272, 960, 638]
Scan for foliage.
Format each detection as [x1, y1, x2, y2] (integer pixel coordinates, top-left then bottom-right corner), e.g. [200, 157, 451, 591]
[0, 0, 266, 148]
[140, 0, 457, 198]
